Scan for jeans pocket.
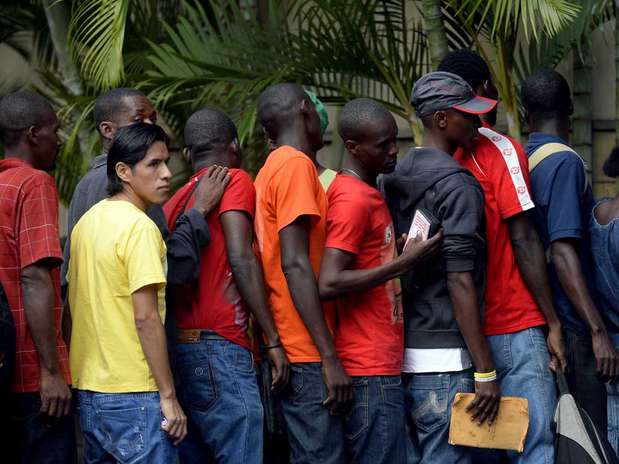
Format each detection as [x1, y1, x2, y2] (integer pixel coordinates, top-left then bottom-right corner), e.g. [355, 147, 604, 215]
[345, 379, 369, 440]
[410, 381, 449, 434]
[179, 357, 218, 412]
[97, 404, 147, 462]
[234, 346, 255, 374]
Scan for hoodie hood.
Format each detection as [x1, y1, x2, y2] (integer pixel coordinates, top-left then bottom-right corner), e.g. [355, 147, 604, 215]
[383, 147, 473, 212]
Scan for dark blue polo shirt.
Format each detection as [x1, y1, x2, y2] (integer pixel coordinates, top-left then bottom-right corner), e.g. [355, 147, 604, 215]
[525, 132, 597, 335]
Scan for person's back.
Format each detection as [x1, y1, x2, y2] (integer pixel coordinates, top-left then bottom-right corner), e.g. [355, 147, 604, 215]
[69, 199, 166, 390]
[0, 91, 75, 463]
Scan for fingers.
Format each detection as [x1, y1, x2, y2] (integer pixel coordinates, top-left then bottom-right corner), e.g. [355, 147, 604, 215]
[162, 412, 187, 445]
[40, 394, 50, 414]
[47, 396, 59, 418]
[488, 397, 500, 424]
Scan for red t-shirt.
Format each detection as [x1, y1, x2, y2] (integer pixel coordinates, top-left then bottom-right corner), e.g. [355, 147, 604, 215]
[0, 158, 71, 392]
[325, 174, 404, 376]
[164, 168, 255, 349]
[454, 124, 546, 335]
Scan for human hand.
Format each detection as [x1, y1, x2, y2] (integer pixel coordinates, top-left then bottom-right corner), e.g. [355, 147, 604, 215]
[592, 331, 619, 382]
[466, 379, 501, 425]
[160, 396, 187, 445]
[192, 165, 231, 216]
[268, 345, 290, 392]
[39, 368, 72, 417]
[547, 325, 567, 372]
[321, 356, 352, 415]
[399, 230, 443, 268]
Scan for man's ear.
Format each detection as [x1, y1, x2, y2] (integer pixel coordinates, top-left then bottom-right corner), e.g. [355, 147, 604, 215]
[115, 161, 132, 184]
[26, 125, 38, 145]
[434, 111, 448, 129]
[99, 121, 115, 141]
[182, 147, 191, 164]
[344, 139, 358, 155]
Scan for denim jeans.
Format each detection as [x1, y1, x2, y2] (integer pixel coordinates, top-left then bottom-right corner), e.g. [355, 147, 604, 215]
[77, 390, 176, 464]
[345, 375, 406, 464]
[564, 327, 607, 431]
[7, 392, 77, 464]
[280, 362, 345, 464]
[175, 338, 263, 464]
[404, 368, 474, 464]
[486, 327, 557, 464]
[607, 344, 619, 455]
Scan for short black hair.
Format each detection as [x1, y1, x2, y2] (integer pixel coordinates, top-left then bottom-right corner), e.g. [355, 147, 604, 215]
[93, 88, 146, 127]
[0, 91, 55, 148]
[338, 98, 393, 141]
[257, 83, 308, 140]
[521, 69, 572, 120]
[106, 123, 169, 195]
[184, 107, 237, 161]
[438, 49, 491, 90]
[604, 147, 619, 178]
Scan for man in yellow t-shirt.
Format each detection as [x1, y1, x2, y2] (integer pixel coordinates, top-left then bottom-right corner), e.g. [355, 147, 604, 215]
[67, 123, 186, 463]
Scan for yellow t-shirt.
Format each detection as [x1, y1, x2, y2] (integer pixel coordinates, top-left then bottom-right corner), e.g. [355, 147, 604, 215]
[67, 199, 167, 393]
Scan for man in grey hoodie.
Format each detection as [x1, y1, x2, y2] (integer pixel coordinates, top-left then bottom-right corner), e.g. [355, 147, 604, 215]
[383, 71, 499, 463]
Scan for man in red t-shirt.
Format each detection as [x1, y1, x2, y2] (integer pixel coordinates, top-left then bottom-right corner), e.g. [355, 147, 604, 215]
[319, 98, 441, 463]
[164, 108, 287, 463]
[439, 50, 567, 463]
[0, 92, 74, 462]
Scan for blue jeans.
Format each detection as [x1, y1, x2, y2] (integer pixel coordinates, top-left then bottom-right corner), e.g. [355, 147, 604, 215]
[175, 338, 263, 464]
[486, 327, 557, 464]
[345, 375, 407, 464]
[606, 344, 619, 455]
[404, 368, 475, 464]
[77, 390, 176, 464]
[7, 392, 77, 464]
[281, 362, 345, 464]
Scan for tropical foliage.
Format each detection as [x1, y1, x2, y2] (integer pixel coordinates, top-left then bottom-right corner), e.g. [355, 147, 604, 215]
[0, 0, 614, 203]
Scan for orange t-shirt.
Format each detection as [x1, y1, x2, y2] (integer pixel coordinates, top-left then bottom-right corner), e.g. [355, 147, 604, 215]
[254, 145, 333, 363]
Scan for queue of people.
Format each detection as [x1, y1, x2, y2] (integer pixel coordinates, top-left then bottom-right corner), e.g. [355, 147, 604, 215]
[2, 49, 619, 464]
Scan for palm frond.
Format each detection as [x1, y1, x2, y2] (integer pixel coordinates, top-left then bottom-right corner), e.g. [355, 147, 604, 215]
[68, 0, 130, 90]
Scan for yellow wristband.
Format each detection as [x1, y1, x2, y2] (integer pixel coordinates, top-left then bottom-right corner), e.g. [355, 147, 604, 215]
[474, 370, 497, 379]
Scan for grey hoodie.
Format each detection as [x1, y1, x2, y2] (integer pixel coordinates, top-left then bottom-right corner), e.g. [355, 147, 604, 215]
[383, 147, 486, 349]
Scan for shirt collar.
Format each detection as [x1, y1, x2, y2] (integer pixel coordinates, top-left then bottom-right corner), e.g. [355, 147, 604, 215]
[91, 153, 107, 169]
[526, 132, 570, 156]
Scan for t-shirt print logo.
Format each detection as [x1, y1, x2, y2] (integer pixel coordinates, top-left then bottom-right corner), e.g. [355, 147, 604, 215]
[511, 166, 520, 175]
[384, 225, 392, 245]
[492, 135, 501, 142]
[517, 186, 526, 195]
[503, 148, 513, 156]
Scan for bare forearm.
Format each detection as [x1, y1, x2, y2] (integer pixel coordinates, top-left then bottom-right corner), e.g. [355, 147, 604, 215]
[136, 315, 175, 398]
[319, 258, 406, 300]
[447, 272, 495, 372]
[285, 263, 337, 359]
[552, 242, 606, 334]
[230, 254, 281, 345]
[22, 270, 61, 373]
[512, 235, 561, 327]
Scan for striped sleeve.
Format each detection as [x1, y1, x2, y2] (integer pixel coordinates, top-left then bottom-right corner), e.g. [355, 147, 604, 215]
[478, 127, 535, 219]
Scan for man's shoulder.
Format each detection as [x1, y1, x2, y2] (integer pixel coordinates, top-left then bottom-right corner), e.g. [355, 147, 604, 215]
[476, 127, 524, 158]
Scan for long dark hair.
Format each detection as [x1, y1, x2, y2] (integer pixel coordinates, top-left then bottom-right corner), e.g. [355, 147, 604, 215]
[106, 123, 169, 195]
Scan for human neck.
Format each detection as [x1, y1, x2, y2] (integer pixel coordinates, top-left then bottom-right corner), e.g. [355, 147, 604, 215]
[111, 188, 150, 212]
[530, 118, 570, 142]
[274, 132, 316, 162]
[341, 156, 376, 186]
[4, 146, 35, 167]
[422, 131, 456, 156]
[193, 154, 228, 173]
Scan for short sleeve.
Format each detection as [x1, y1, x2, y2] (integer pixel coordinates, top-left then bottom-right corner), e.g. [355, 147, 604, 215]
[547, 156, 587, 242]
[325, 190, 369, 255]
[490, 139, 535, 219]
[18, 174, 63, 269]
[120, 221, 167, 294]
[219, 170, 256, 219]
[271, 157, 321, 231]
[439, 183, 484, 272]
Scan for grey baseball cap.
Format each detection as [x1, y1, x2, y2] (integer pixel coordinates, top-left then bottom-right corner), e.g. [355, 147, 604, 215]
[411, 71, 497, 118]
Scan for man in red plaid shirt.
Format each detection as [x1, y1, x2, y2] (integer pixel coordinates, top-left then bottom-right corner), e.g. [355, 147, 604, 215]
[0, 91, 74, 463]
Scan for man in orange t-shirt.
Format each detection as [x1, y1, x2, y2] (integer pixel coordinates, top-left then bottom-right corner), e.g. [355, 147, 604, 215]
[254, 83, 350, 464]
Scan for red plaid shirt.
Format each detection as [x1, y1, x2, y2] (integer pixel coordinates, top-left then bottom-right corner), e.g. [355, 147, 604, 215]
[0, 158, 70, 392]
